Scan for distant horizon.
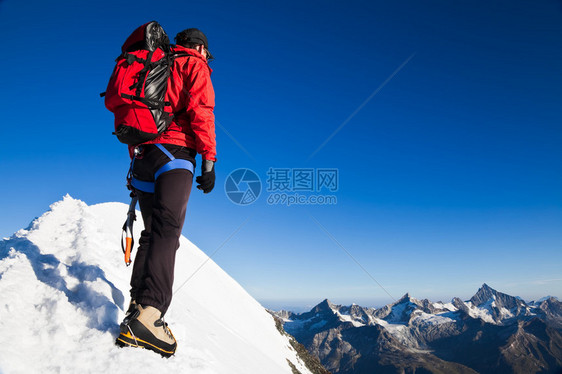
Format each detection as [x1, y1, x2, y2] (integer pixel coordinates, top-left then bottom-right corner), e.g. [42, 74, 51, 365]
[2, 194, 560, 314]
[258, 284, 560, 313]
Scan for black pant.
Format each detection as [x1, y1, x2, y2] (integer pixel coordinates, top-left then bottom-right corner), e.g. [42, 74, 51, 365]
[129, 144, 196, 316]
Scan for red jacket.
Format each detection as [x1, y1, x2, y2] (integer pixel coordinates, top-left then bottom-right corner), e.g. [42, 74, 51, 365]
[130, 46, 217, 161]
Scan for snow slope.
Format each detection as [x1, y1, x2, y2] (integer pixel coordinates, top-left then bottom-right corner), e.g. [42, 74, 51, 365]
[0, 196, 312, 374]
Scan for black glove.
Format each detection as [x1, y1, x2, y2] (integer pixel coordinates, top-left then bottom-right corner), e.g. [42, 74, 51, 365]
[196, 159, 215, 193]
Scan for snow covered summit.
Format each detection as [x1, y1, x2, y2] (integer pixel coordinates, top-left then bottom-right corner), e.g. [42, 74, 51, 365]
[0, 195, 316, 374]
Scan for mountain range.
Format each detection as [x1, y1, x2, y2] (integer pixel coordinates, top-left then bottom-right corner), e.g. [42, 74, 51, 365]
[272, 285, 562, 374]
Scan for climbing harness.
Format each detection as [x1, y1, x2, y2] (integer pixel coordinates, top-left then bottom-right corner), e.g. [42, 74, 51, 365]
[129, 144, 194, 193]
[120, 144, 194, 265]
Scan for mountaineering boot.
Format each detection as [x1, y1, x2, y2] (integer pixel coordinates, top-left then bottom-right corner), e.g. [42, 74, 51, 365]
[118, 300, 138, 327]
[126, 300, 137, 315]
[116, 304, 177, 357]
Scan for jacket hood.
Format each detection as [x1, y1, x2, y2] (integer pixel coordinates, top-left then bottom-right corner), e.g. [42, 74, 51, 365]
[174, 44, 211, 68]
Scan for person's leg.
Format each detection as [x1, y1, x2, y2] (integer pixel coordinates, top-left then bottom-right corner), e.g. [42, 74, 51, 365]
[135, 169, 193, 316]
[128, 144, 171, 303]
[129, 190, 154, 302]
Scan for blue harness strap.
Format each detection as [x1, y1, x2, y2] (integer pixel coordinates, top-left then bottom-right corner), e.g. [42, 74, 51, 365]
[130, 144, 194, 193]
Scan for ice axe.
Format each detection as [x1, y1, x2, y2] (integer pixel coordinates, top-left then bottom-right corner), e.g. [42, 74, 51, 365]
[121, 194, 138, 266]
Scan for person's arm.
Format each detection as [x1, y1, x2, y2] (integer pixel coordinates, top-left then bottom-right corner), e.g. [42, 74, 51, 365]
[185, 61, 216, 193]
[185, 62, 216, 162]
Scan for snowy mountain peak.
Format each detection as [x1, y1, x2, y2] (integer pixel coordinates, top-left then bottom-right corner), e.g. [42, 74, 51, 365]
[470, 283, 524, 310]
[472, 283, 498, 304]
[470, 283, 496, 305]
[317, 298, 336, 311]
[380, 293, 421, 323]
[0, 197, 317, 374]
[462, 284, 534, 325]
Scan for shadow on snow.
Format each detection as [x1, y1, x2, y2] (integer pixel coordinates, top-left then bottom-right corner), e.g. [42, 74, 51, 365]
[0, 236, 124, 334]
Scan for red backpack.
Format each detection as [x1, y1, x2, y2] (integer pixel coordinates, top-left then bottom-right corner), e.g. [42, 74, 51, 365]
[103, 21, 187, 146]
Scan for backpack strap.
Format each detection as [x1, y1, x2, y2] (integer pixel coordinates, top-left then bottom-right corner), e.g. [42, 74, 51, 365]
[120, 94, 169, 110]
[132, 50, 155, 96]
[129, 144, 194, 193]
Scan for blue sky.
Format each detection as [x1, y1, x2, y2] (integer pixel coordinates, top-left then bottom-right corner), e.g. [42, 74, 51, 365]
[1, 0, 561, 311]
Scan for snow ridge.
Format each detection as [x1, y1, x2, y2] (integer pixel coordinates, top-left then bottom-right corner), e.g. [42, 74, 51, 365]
[0, 196, 312, 374]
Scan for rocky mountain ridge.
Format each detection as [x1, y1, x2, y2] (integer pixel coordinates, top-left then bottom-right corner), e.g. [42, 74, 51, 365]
[272, 284, 562, 374]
